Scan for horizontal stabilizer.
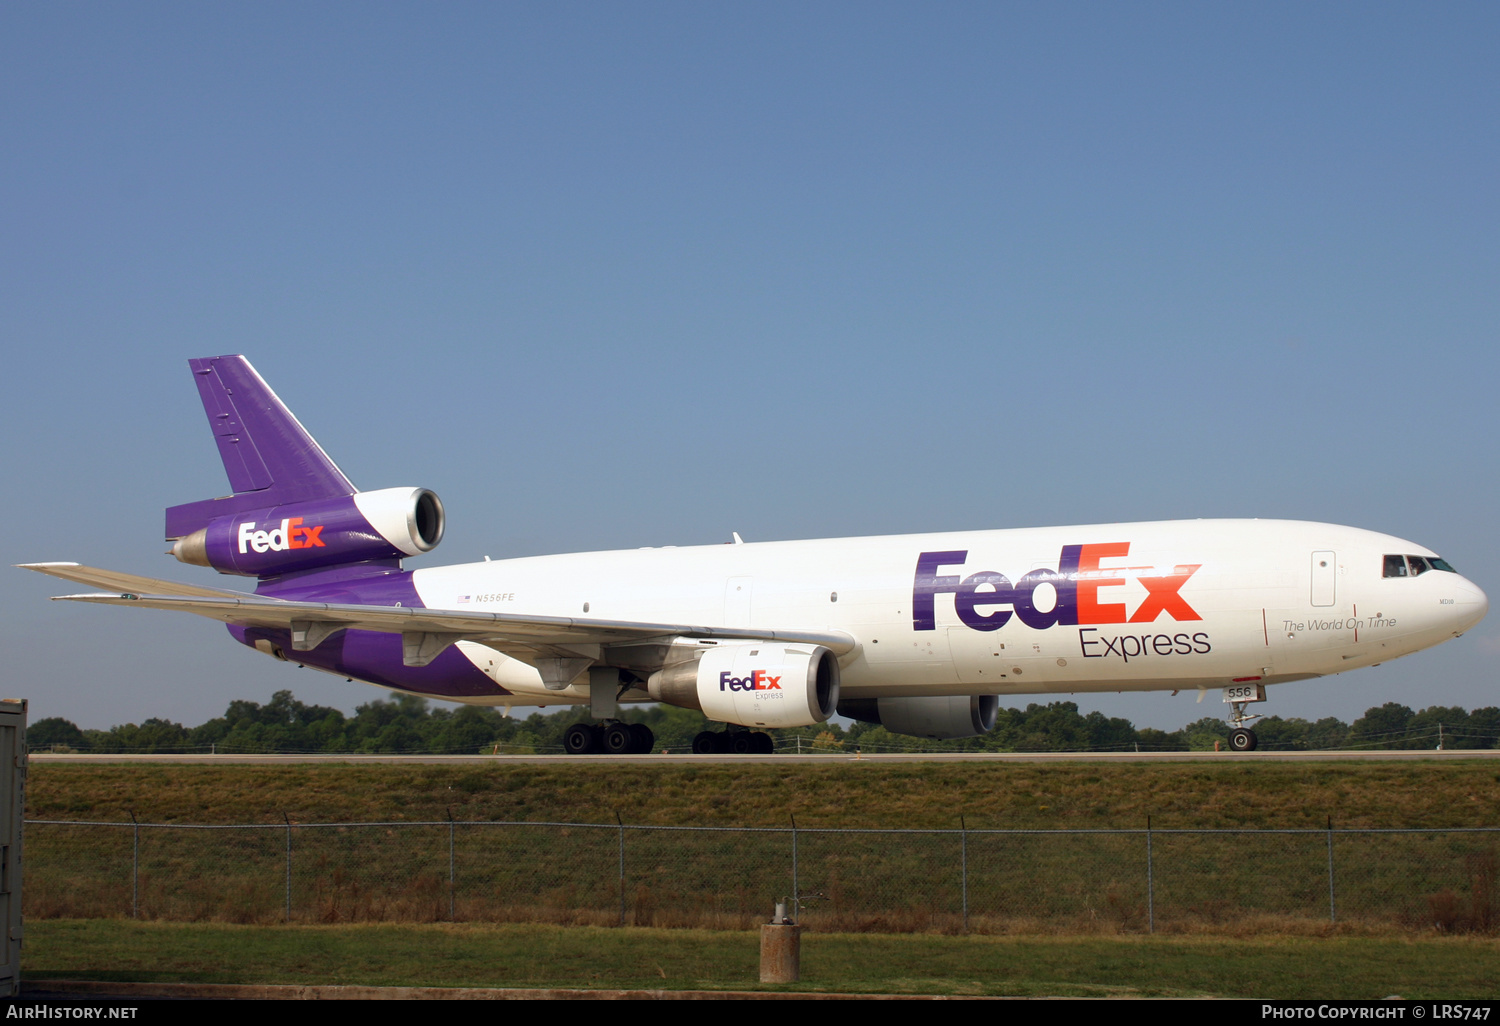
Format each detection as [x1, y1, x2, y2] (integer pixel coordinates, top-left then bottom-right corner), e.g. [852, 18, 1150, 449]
[16, 562, 253, 599]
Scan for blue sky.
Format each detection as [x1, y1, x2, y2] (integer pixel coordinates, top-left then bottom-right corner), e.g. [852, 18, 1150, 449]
[4, 2, 1497, 732]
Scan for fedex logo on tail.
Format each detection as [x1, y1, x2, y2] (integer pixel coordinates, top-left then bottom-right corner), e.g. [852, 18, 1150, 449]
[720, 670, 782, 692]
[914, 543, 1202, 632]
[237, 517, 326, 555]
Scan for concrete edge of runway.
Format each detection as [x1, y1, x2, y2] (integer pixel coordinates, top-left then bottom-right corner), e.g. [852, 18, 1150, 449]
[27, 749, 1499, 764]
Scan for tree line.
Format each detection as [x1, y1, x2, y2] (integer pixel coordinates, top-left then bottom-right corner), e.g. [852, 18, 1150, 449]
[26, 691, 1500, 755]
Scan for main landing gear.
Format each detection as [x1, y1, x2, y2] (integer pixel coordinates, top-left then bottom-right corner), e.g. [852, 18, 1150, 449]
[691, 729, 774, 755]
[563, 721, 655, 755]
[1227, 700, 1261, 752]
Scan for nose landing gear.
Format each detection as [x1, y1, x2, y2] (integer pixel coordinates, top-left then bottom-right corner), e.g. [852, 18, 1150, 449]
[1227, 700, 1261, 752]
[1228, 726, 1258, 751]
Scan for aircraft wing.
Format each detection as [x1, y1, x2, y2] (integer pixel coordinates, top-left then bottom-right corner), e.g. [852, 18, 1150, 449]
[18, 563, 858, 667]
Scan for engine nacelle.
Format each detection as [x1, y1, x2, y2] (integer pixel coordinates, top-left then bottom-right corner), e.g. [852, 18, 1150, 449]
[838, 695, 998, 740]
[171, 487, 444, 576]
[647, 642, 840, 728]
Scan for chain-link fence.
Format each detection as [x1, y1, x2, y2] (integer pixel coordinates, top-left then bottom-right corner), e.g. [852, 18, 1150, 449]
[23, 819, 1498, 934]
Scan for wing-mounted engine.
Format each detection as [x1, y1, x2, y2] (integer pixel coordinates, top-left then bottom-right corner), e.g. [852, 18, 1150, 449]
[171, 487, 444, 577]
[646, 641, 840, 728]
[838, 695, 998, 740]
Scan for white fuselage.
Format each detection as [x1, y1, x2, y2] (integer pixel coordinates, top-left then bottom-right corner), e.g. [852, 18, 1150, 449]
[408, 519, 1487, 707]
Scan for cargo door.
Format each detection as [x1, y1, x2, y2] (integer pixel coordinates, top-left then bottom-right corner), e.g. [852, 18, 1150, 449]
[1311, 551, 1336, 607]
[724, 576, 753, 627]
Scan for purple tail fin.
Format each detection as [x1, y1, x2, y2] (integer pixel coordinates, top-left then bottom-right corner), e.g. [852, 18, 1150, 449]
[166, 356, 356, 540]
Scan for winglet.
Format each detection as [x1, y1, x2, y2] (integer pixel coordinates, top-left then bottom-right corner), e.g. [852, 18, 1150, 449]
[165, 356, 357, 539]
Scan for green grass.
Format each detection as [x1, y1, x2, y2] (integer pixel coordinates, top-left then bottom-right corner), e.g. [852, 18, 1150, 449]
[24, 762, 1500, 937]
[22, 920, 1499, 998]
[27, 760, 1500, 829]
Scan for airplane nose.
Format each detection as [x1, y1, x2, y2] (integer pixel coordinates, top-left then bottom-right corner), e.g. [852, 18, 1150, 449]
[1451, 576, 1488, 634]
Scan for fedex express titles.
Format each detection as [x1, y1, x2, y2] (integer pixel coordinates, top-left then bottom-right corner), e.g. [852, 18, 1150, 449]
[237, 518, 325, 554]
[915, 542, 1212, 662]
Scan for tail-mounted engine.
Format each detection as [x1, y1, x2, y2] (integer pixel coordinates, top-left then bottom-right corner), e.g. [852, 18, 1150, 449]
[171, 487, 444, 577]
[647, 641, 841, 728]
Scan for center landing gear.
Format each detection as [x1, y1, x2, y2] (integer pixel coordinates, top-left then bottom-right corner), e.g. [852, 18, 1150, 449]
[1227, 700, 1261, 752]
[563, 721, 655, 755]
[692, 729, 775, 755]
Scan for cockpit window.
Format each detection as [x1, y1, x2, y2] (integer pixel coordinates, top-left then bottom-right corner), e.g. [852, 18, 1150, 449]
[1384, 554, 1458, 577]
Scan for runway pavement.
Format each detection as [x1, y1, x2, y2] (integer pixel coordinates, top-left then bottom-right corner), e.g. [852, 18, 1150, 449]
[29, 749, 1499, 765]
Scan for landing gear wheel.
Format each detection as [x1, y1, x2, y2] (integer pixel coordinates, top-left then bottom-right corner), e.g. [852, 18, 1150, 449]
[564, 722, 601, 755]
[1228, 727, 1258, 752]
[630, 723, 655, 754]
[692, 730, 719, 755]
[751, 731, 774, 755]
[602, 722, 635, 755]
[730, 731, 755, 755]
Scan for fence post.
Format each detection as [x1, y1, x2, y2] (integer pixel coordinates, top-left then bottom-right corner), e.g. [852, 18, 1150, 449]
[616, 812, 626, 927]
[960, 815, 969, 933]
[129, 810, 139, 920]
[282, 812, 292, 923]
[1326, 816, 1336, 923]
[790, 814, 799, 918]
[1146, 815, 1155, 934]
[448, 807, 456, 922]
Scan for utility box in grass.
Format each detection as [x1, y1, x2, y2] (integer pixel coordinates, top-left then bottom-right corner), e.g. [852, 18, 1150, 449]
[0, 700, 25, 997]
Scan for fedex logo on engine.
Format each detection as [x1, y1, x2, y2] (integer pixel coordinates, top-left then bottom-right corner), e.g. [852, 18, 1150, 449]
[914, 543, 1202, 632]
[237, 517, 326, 555]
[720, 670, 782, 692]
